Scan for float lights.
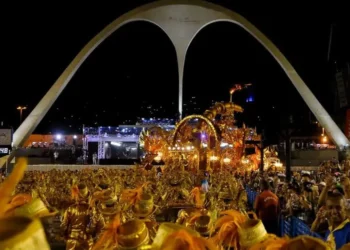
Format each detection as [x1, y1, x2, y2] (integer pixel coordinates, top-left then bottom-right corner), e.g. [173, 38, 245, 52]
[223, 158, 231, 164]
[210, 156, 218, 161]
[275, 162, 283, 167]
[241, 159, 249, 164]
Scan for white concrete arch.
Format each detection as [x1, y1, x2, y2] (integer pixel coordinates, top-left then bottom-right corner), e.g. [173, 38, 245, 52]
[12, 0, 349, 151]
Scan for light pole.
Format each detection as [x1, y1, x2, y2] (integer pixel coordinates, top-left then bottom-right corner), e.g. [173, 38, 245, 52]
[17, 106, 27, 124]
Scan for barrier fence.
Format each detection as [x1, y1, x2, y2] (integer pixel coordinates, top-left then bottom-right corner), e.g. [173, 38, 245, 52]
[246, 187, 322, 239]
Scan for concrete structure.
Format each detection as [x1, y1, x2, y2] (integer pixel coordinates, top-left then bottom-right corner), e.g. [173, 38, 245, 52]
[290, 149, 338, 168]
[12, 164, 137, 172]
[12, 0, 350, 153]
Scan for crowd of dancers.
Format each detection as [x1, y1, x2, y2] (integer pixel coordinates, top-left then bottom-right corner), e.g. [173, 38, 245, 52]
[1, 158, 350, 249]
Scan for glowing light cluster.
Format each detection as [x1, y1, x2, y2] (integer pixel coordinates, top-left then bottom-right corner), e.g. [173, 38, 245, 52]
[168, 145, 195, 151]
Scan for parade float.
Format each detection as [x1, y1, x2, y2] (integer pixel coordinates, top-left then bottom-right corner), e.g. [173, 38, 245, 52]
[139, 86, 284, 173]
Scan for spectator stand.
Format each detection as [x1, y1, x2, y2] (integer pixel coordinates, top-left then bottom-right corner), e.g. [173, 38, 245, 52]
[246, 187, 322, 239]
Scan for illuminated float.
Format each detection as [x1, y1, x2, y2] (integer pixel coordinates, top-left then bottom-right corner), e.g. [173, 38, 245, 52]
[139, 86, 283, 172]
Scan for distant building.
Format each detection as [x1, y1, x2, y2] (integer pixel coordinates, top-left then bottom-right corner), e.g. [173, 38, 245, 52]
[333, 63, 350, 110]
[84, 118, 175, 160]
[330, 63, 350, 137]
[23, 134, 83, 148]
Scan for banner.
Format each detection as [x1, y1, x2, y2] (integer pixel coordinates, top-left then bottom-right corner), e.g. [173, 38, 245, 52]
[0, 129, 12, 146]
[346, 109, 350, 139]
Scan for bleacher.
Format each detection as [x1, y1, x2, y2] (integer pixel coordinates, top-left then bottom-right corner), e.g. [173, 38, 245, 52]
[246, 187, 323, 239]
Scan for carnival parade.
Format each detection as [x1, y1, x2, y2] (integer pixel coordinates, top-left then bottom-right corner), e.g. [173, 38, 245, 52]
[2, 1, 350, 249]
[1, 92, 350, 249]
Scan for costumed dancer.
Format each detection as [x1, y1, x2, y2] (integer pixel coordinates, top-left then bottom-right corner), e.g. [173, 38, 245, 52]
[176, 186, 215, 233]
[119, 182, 158, 241]
[61, 184, 104, 250]
[0, 158, 52, 249]
[92, 214, 152, 250]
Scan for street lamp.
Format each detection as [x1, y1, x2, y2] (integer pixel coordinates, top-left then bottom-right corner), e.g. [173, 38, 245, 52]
[322, 136, 328, 143]
[17, 106, 27, 123]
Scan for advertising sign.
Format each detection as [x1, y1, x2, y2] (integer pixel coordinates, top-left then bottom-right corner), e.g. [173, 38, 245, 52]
[0, 129, 12, 146]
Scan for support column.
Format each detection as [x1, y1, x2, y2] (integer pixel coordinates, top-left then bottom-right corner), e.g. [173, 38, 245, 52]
[259, 146, 264, 173]
[285, 136, 292, 182]
[176, 48, 185, 120]
[259, 130, 265, 173]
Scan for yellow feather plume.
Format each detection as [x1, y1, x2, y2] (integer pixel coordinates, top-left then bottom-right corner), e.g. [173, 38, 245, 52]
[71, 185, 79, 201]
[211, 210, 247, 248]
[282, 235, 332, 250]
[120, 182, 150, 205]
[188, 211, 204, 225]
[190, 187, 203, 208]
[0, 158, 27, 217]
[3, 193, 32, 216]
[248, 235, 288, 250]
[219, 210, 247, 223]
[90, 190, 104, 207]
[160, 229, 218, 250]
[92, 212, 121, 250]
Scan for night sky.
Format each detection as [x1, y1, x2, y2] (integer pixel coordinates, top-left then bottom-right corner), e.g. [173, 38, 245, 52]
[2, 1, 349, 139]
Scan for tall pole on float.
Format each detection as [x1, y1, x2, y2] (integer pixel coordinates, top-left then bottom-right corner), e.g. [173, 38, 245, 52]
[259, 130, 265, 173]
[327, 24, 333, 63]
[229, 89, 234, 103]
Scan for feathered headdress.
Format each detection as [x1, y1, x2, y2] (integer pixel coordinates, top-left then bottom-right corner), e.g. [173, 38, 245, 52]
[187, 209, 212, 227]
[92, 212, 121, 250]
[120, 182, 150, 206]
[248, 235, 288, 250]
[190, 187, 203, 208]
[3, 193, 32, 217]
[71, 185, 79, 201]
[89, 190, 104, 207]
[281, 235, 332, 250]
[160, 229, 218, 250]
[0, 158, 27, 218]
[211, 210, 247, 249]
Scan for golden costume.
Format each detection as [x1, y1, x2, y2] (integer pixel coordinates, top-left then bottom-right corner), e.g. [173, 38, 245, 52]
[210, 210, 247, 249]
[96, 189, 119, 226]
[282, 235, 332, 250]
[61, 184, 104, 250]
[151, 222, 216, 250]
[162, 171, 192, 206]
[176, 187, 215, 236]
[0, 158, 52, 250]
[231, 182, 248, 212]
[0, 217, 51, 250]
[119, 183, 158, 242]
[93, 215, 151, 250]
